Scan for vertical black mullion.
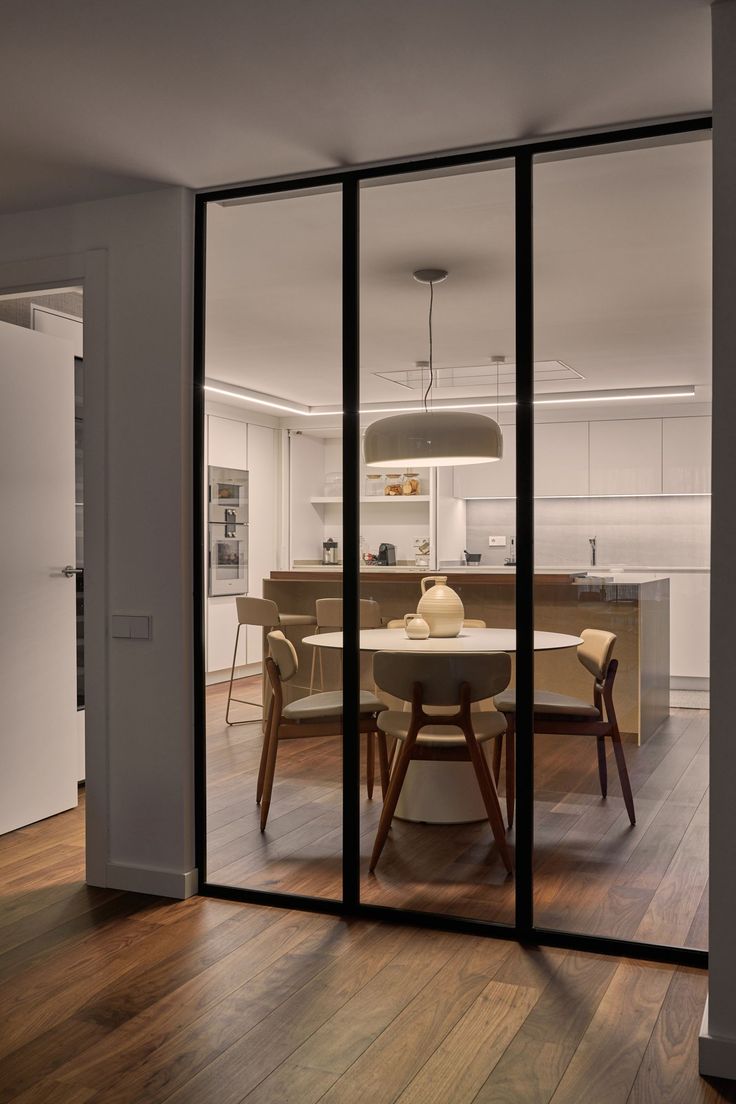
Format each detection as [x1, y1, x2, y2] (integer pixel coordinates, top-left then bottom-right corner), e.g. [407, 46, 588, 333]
[342, 179, 360, 908]
[514, 151, 535, 935]
[193, 196, 208, 885]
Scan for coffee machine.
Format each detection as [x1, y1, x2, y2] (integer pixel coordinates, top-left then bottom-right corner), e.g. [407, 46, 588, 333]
[375, 542, 396, 566]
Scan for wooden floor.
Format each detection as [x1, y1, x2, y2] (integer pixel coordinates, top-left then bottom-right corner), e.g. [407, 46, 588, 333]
[207, 676, 708, 947]
[0, 794, 732, 1103]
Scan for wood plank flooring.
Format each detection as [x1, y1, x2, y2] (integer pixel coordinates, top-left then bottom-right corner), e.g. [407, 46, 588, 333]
[0, 796, 732, 1103]
[207, 676, 709, 946]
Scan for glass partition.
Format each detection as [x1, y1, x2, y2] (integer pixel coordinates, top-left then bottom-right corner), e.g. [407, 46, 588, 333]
[202, 185, 343, 901]
[532, 135, 711, 949]
[357, 162, 517, 922]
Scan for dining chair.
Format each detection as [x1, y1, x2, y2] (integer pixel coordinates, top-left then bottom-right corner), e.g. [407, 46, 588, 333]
[258, 631, 389, 831]
[309, 597, 382, 693]
[225, 596, 317, 725]
[368, 651, 513, 874]
[493, 628, 635, 829]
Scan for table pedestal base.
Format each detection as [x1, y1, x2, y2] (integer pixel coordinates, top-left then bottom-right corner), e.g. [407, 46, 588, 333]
[393, 747, 496, 824]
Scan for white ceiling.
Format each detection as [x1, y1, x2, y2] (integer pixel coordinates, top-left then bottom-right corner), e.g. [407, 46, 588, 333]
[204, 137, 712, 409]
[0, 0, 711, 214]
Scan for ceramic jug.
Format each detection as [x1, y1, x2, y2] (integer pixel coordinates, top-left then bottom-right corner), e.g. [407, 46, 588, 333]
[417, 575, 464, 638]
[404, 612, 430, 640]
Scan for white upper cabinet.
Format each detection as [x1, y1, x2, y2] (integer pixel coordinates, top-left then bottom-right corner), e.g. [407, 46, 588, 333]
[534, 421, 589, 497]
[208, 414, 247, 470]
[245, 422, 278, 664]
[662, 417, 711, 494]
[453, 423, 516, 499]
[589, 419, 663, 496]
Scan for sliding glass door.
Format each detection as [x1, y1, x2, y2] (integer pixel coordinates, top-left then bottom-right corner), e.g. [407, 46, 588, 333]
[195, 118, 710, 966]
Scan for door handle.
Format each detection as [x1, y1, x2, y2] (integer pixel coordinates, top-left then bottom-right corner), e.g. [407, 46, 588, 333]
[62, 565, 82, 578]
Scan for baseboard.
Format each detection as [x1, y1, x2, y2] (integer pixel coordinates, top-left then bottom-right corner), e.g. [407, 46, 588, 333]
[205, 662, 260, 686]
[105, 861, 199, 899]
[700, 1001, 736, 1081]
[671, 676, 710, 691]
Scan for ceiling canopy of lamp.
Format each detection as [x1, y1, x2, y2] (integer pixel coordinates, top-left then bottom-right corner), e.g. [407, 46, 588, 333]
[362, 268, 503, 468]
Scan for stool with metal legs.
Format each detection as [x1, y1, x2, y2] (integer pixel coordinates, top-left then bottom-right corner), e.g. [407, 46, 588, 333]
[226, 596, 317, 725]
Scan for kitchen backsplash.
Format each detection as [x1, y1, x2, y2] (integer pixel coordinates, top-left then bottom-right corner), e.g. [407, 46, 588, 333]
[466, 495, 711, 567]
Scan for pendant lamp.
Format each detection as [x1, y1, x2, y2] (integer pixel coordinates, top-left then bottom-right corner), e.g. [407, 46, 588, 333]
[363, 269, 503, 467]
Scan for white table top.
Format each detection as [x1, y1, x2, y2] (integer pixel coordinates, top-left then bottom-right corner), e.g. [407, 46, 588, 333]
[303, 627, 582, 653]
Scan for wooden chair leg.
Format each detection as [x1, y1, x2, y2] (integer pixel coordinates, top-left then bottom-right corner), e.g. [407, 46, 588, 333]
[259, 722, 280, 832]
[366, 731, 375, 799]
[492, 730, 503, 784]
[505, 717, 515, 829]
[596, 734, 608, 798]
[369, 730, 417, 872]
[255, 697, 275, 806]
[377, 732, 390, 799]
[464, 729, 513, 874]
[610, 725, 636, 826]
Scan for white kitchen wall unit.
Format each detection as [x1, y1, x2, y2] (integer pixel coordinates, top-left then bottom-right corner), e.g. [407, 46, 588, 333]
[453, 423, 516, 499]
[534, 421, 589, 497]
[663, 416, 712, 494]
[206, 412, 278, 677]
[589, 419, 663, 496]
[208, 414, 247, 471]
[245, 422, 278, 664]
[668, 571, 710, 683]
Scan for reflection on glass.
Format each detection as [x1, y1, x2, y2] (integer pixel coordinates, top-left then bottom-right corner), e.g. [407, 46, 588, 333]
[532, 136, 711, 949]
[357, 162, 517, 922]
[203, 186, 343, 900]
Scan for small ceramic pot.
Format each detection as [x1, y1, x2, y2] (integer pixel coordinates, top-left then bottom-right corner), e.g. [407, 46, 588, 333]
[404, 613, 430, 640]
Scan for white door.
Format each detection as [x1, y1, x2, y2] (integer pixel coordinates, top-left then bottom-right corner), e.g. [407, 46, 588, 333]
[0, 320, 78, 834]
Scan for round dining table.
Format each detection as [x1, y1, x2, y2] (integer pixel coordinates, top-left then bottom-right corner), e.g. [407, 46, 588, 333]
[302, 626, 583, 824]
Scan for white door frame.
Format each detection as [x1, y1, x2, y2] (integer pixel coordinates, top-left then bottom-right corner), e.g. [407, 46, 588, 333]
[0, 250, 108, 885]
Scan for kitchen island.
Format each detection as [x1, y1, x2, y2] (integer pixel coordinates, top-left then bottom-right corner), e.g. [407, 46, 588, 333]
[263, 568, 670, 743]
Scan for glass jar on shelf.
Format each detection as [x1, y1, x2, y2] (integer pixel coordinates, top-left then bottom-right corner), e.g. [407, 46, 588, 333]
[402, 472, 421, 495]
[364, 473, 384, 497]
[322, 471, 343, 497]
[384, 473, 403, 496]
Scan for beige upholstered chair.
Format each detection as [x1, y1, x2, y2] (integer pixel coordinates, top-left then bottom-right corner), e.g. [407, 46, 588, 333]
[493, 628, 635, 829]
[258, 631, 389, 831]
[309, 597, 382, 693]
[368, 651, 513, 874]
[225, 597, 316, 725]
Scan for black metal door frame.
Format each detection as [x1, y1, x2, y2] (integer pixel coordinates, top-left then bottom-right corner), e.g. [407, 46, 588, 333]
[193, 116, 711, 968]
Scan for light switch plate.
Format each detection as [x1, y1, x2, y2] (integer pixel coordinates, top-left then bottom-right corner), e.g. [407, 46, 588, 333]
[111, 613, 153, 640]
[488, 535, 506, 547]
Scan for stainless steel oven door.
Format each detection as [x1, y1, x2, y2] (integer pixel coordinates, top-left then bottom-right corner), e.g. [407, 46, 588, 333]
[208, 525, 248, 596]
[208, 466, 249, 525]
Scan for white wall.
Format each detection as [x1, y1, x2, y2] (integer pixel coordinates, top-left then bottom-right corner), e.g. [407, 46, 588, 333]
[700, 0, 736, 1079]
[0, 187, 195, 898]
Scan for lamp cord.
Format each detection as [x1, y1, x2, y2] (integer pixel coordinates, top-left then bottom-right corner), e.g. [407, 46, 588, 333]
[423, 280, 434, 414]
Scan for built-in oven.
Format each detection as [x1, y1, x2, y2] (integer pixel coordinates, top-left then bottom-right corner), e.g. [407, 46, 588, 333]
[208, 466, 248, 595]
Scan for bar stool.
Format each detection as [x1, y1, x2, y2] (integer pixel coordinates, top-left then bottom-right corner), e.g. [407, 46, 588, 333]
[308, 597, 382, 693]
[226, 596, 316, 726]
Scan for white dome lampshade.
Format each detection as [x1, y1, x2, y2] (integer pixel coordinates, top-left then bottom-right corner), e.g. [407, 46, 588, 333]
[363, 410, 503, 467]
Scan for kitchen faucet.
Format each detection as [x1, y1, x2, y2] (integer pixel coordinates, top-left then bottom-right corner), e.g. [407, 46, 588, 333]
[589, 536, 597, 567]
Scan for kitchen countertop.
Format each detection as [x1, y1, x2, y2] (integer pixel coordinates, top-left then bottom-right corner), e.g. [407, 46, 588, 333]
[274, 567, 669, 586]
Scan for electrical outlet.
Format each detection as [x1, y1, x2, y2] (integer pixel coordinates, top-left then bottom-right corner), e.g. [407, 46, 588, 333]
[488, 535, 506, 547]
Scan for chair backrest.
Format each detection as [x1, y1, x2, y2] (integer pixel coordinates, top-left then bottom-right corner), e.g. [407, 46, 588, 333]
[577, 628, 616, 681]
[373, 651, 511, 705]
[315, 597, 382, 629]
[236, 596, 280, 628]
[267, 630, 299, 683]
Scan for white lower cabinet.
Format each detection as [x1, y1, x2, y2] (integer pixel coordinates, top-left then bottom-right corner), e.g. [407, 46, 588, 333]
[207, 596, 243, 675]
[669, 572, 710, 681]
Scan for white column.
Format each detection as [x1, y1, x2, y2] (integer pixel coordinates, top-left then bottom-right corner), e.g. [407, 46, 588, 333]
[700, 0, 736, 1080]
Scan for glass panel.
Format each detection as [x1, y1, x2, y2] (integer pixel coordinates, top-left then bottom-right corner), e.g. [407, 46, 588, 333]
[532, 135, 711, 948]
[202, 185, 343, 900]
[357, 161, 517, 922]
